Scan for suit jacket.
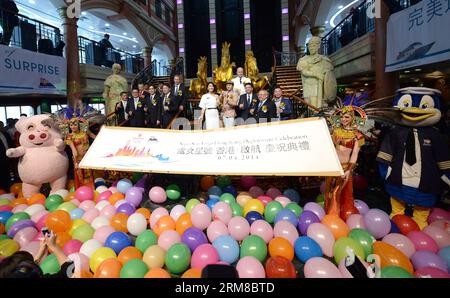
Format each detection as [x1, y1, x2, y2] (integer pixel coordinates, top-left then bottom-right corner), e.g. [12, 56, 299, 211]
[115, 100, 128, 126]
[161, 92, 180, 128]
[171, 84, 188, 109]
[237, 93, 258, 120]
[255, 99, 277, 122]
[145, 93, 163, 127]
[126, 97, 147, 127]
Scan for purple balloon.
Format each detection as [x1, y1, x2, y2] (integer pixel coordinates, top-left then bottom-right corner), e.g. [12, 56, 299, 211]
[303, 202, 325, 220]
[363, 209, 391, 239]
[298, 211, 320, 235]
[249, 186, 264, 198]
[181, 227, 209, 252]
[125, 187, 144, 207]
[411, 250, 448, 272]
[266, 188, 282, 199]
[116, 202, 136, 216]
[354, 200, 369, 215]
[7, 220, 35, 238]
[135, 176, 147, 189]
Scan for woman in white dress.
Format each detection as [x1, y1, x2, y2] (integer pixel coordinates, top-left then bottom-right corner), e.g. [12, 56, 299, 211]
[199, 82, 220, 129]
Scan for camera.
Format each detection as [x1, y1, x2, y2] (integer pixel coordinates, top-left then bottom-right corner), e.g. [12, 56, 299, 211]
[41, 227, 51, 237]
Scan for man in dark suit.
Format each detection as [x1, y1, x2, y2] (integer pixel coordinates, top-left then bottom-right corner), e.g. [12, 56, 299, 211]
[126, 89, 147, 127]
[161, 83, 180, 129]
[237, 83, 258, 123]
[115, 91, 129, 126]
[253, 89, 277, 123]
[145, 85, 162, 128]
[171, 74, 188, 116]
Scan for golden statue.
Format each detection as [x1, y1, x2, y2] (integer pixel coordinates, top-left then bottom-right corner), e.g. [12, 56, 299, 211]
[213, 42, 235, 93]
[244, 50, 269, 92]
[189, 56, 208, 99]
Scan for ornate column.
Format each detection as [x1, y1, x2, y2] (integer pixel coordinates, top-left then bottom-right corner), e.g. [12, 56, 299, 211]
[142, 46, 153, 68]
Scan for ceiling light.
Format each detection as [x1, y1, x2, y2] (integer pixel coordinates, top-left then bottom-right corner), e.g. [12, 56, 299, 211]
[325, 21, 329, 24]
[338, 5, 344, 9]
[105, 23, 110, 27]
[133, 45, 137, 48]
[404, 70, 411, 73]
[28, 0, 35, 4]
[364, 83, 369, 86]
[81, 12, 87, 16]
[415, 68, 422, 72]
[120, 39, 123, 42]
[330, 0, 359, 27]
[123, 32, 127, 36]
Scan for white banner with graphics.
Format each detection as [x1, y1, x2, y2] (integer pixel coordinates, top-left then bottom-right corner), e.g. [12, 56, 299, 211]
[386, 1, 450, 72]
[0, 45, 67, 95]
[80, 118, 344, 176]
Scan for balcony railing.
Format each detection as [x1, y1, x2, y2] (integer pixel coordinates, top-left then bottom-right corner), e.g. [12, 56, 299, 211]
[0, 6, 64, 56]
[273, 50, 302, 67]
[78, 36, 144, 74]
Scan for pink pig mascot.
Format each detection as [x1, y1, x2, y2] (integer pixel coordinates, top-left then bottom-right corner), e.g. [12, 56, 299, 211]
[6, 114, 69, 198]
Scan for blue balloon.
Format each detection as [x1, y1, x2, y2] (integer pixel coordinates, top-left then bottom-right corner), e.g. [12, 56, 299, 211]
[245, 211, 263, 225]
[104, 232, 133, 254]
[208, 186, 222, 197]
[294, 236, 323, 263]
[70, 208, 85, 220]
[283, 189, 300, 203]
[274, 209, 298, 226]
[117, 179, 133, 194]
[207, 198, 220, 209]
[389, 220, 400, 234]
[0, 211, 13, 224]
[438, 246, 450, 272]
[212, 235, 240, 264]
[222, 185, 238, 198]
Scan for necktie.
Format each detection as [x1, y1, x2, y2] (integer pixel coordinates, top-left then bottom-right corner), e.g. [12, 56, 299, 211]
[240, 77, 242, 84]
[247, 95, 251, 106]
[405, 129, 417, 166]
[175, 85, 178, 94]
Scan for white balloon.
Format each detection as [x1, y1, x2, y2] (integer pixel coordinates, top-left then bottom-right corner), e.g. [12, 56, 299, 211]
[170, 205, 186, 222]
[0, 193, 15, 201]
[127, 213, 148, 236]
[95, 200, 110, 211]
[53, 189, 69, 198]
[114, 200, 127, 208]
[79, 239, 102, 258]
[91, 216, 110, 230]
[24, 204, 45, 217]
[96, 186, 108, 193]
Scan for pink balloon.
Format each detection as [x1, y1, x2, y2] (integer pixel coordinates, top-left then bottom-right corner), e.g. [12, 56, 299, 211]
[170, 205, 186, 222]
[382, 233, 416, 258]
[274, 196, 291, 208]
[150, 207, 169, 229]
[206, 220, 229, 242]
[35, 213, 49, 231]
[0, 205, 12, 212]
[14, 227, 38, 248]
[149, 186, 167, 204]
[79, 200, 95, 211]
[96, 190, 112, 202]
[12, 204, 28, 213]
[70, 199, 80, 207]
[191, 244, 219, 270]
[75, 186, 94, 202]
[266, 188, 282, 199]
[158, 230, 181, 251]
[82, 208, 99, 224]
[307, 223, 335, 257]
[212, 202, 232, 224]
[422, 226, 450, 249]
[31, 210, 49, 223]
[100, 205, 116, 219]
[274, 220, 299, 245]
[68, 253, 90, 271]
[346, 214, 366, 230]
[191, 203, 212, 230]
[33, 231, 45, 241]
[109, 187, 118, 193]
[63, 239, 83, 255]
[93, 226, 115, 244]
[407, 231, 439, 253]
[20, 241, 41, 258]
[228, 216, 250, 241]
[415, 267, 450, 278]
[257, 196, 272, 206]
[304, 202, 325, 220]
[236, 256, 265, 278]
[429, 219, 450, 233]
[250, 220, 273, 243]
[428, 208, 450, 224]
[304, 257, 343, 278]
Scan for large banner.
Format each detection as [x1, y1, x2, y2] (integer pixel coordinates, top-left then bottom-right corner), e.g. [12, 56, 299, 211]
[0, 45, 67, 95]
[386, 1, 450, 72]
[80, 118, 343, 176]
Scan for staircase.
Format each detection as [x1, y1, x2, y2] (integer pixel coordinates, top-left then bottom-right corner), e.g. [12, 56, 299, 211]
[149, 76, 171, 87]
[273, 65, 302, 96]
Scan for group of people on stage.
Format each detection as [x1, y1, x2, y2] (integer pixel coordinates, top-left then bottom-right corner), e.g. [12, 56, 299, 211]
[116, 68, 293, 130]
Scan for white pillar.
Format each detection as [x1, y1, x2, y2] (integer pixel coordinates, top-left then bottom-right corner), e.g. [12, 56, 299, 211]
[281, 0, 290, 52]
[176, 1, 186, 75]
[209, 0, 217, 69]
[243, 0, 251, 52]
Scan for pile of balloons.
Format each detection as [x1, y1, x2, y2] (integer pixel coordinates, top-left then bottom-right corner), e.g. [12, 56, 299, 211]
[0, 175, 449, 278]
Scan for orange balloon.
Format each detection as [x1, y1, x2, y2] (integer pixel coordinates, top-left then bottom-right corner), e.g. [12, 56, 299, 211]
[0, 223, 5, 235]
[10, 197, 27, 208]
[136, 208, 151, 220]
[10, 183, 22, 195]
[200, 176, 215, 191]
[176, 213, 193, 235]
[94, 258, 122, 278]
[268, 237, 294, 261]
[321, 215, 350, 240]
[109, 193, 125, 205]
[111, 213, 129, 233]
[153, 215, 176, 236]
[118, 247, 143, 265]
[55, 232, 72, 248]
[144, 268, 171, 278]
[64, 192, 76, 202]
[181, 268, 202, 278]
[45, 210, 72, 233]
[373, 241, 414, 274]
[27, 193, 46, 205]
[0, 189, 6, 195]
[78, 270, 93, 278]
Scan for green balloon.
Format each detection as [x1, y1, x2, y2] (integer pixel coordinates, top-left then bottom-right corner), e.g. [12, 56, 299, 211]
[72, 224, 94, 243]
[316, 194, 325, 203]
[216, 176, 231, 188]
[0, 235, 9, 241]
[219, 193, 236, 205]
[120, 259, 149, 278]
[186, 199, 200, 213]
[56, 202, 77, 213]
[317, 201, 325, 209]
[285, 203, 303, 217]
[167, 184, 181, 192]
[69, 186, 75, 192]
[230, 202, 243, 217]
[0, 199, 10, 206]
[135, 230, 158, 253]
[132, 172, 144, 183]
[165, 243, 191, 274]
[45, 194, 64, 211]
[333, 237, 366, 265]
[264, 201, 283, 224]
[240, 235, 267, 262]
[5, 212, 30, 231]
[40, 254, 60, 275]
[166, 189, 181, 201]
[381, 266, 413, 278]
[348, 229, 375, 257]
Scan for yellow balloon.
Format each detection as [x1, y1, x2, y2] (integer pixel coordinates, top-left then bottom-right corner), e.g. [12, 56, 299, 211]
[237, 194, 253, 207]
[90, 247, 117, 273]
[69, 219, 88, 236]
[243, 199, 264, 216]
[142, 245, 166, 269]
[0, 239, 19, 257]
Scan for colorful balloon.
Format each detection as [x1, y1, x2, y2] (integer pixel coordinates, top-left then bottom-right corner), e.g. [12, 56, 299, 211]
[240, 235, 267, 262]
[206, 220, 229, 243]
[321, 215, 349, 240]
[191, 243, 219, 270]
[333, 237, 366, 264]
[228, 216, 250, 241]
[392, 215, 420, 235]
[363, 209, 391, 239]
[236, 256, 265, 278]
[265, 256, 296, 278]
[135, 230, 158, 253]
[212, 235, 240, 264]
[143, 245, 166, 269]
[120, 259, 148, 278]
[373, 241, 413, 273]
[269, 237, 295, 261]
[250, 220, 273, 244]
[190, 203, 212, 230]
[304, 257, 342, 278]
[411, 250, 447, 272]
[382, 233, 416, 258]
[165, 243, 191, 274]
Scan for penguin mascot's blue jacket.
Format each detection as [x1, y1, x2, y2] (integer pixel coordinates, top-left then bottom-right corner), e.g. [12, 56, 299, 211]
[377, 87, 450, 229]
